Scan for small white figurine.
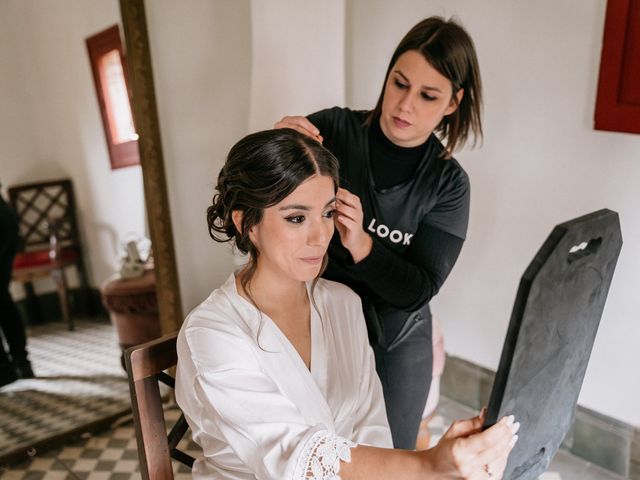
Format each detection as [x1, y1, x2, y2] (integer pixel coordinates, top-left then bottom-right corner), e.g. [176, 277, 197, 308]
[119, 240, 145, 279]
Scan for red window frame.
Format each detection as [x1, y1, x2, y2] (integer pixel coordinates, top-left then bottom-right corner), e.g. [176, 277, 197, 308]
[594, 0, 640, 134]
[86, 25, 140, 169]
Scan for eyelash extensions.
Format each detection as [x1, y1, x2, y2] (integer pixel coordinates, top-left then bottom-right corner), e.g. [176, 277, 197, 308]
[394, 79, 436, 102]
[285, 209, 336, 224]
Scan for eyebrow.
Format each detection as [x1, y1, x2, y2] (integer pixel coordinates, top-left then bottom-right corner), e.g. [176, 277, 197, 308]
[279, 197, 337, 211]
[394, 70, 443, 93]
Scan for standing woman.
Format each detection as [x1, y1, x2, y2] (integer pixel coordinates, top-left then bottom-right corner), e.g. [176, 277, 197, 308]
[276, 16, 482, 449]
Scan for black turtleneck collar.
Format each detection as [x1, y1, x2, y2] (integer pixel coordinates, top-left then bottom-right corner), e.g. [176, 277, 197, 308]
[368, 119, 430, 190]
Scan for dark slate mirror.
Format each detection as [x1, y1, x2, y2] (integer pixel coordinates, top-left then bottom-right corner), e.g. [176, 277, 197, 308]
[484, 209, 623, 480]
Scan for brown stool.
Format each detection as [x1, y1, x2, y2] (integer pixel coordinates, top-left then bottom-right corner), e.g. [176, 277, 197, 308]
[101, 269, 162, 368]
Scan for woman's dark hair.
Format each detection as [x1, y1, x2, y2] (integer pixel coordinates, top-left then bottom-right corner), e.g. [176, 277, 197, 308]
[366, 16, 483, 158]
[207, 128, 339, 296]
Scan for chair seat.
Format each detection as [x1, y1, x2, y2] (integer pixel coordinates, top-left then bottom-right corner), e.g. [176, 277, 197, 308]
[13, 247, 79, 270]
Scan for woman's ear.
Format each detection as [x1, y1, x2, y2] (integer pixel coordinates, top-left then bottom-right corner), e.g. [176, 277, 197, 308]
[232, 210, 243, 234]
[445, 88, 464, 116]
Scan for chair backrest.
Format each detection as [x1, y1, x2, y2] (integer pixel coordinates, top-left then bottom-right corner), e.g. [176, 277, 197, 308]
[124, 332, 195, 480]
[8, 178, 80, 252]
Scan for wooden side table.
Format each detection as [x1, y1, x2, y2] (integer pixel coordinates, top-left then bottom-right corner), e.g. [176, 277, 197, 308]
[100, 269, 162, 368]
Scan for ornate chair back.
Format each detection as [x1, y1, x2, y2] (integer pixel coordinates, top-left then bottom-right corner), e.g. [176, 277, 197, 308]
[8, 178, 88, 330]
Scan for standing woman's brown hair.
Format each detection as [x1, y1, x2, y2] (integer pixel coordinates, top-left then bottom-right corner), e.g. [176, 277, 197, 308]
[366, 16, 483, 158]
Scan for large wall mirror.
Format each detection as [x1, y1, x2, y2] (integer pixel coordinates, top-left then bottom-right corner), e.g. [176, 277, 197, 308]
[0, 1, 181, 334]
[0, 0, 181, 464]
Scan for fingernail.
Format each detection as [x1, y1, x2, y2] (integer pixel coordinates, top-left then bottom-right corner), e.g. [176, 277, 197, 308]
[511, 422, 521, 434]
[480, 406, 487, 416]
[509, 434, 519, 448]
[505, 415, 515, 426]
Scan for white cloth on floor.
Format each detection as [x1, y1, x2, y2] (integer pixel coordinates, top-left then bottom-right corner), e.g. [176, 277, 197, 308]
[176, 273, 392, 480]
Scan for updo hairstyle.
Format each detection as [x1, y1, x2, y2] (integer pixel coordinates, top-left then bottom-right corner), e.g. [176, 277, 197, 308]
[207, 128, 339, 290]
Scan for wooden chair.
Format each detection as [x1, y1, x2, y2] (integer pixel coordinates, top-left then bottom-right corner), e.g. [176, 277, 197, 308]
[124, 332, 195, 480]
[8, 178, 89, 330]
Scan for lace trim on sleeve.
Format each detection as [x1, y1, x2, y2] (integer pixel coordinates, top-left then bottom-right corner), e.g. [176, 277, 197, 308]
[293, 430, 357, 480]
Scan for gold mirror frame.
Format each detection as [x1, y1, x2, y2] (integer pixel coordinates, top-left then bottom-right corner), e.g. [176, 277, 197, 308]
[119, 0, 183, 334]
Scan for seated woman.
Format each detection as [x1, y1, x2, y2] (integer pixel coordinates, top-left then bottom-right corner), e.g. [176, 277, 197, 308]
[175, 128, 518, 480]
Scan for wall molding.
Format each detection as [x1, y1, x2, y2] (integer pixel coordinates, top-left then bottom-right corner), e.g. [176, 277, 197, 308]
[442, 354, 639, 478]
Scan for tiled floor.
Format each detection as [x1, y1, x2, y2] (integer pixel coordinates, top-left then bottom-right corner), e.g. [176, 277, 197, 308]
[0, 320, 627, 479]
[3, 397, 625, 479]
[0, 320, 130, 466]
[0, 408, 196, 480]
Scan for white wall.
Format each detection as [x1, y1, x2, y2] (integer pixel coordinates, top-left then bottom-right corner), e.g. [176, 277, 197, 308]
[144, 0, 251, 311]
[347, 0, 640, 426]
[146, 0, 346, 312]
[249, 0, 345, 131]
[0, 0, 147, 295]
[0, 4, 36, 191]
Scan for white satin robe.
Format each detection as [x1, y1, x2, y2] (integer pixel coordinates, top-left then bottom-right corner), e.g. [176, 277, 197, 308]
[175, 274, 392, 480]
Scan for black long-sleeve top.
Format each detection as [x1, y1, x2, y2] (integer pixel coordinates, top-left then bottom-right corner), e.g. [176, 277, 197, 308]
[307, 107, 470, 314]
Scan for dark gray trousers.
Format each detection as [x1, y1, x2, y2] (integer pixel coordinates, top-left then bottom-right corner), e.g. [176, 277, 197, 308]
[367, 302, 433, 450]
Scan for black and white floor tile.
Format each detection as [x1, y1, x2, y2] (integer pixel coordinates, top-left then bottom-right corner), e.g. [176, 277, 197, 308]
[0, 319, 131, 466]
[1, 408, 197, 480]
[3, 400, 624, 480]
[0, 320, 625, 479]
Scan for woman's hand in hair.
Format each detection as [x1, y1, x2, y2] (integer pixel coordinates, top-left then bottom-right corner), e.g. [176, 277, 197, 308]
[334, 188, 373, 263]
[420, 412, 519, 479]
[274, 116, 323, 143]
